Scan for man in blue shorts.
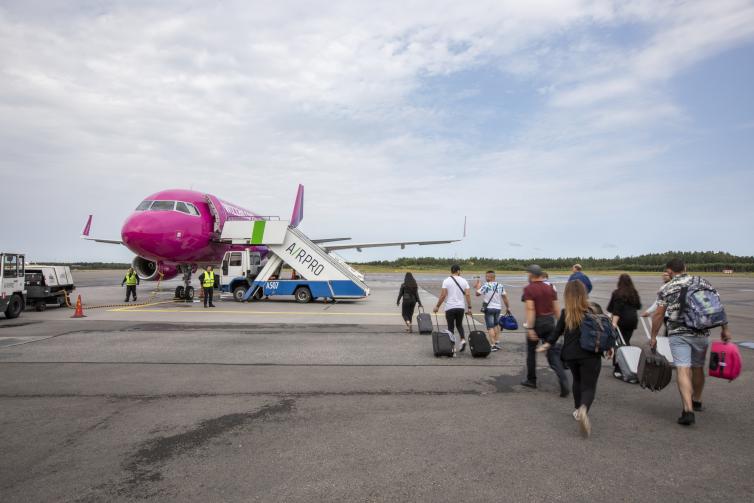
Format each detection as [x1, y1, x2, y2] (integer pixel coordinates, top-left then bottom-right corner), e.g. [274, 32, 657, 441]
[475, 271, 510, 351]
[651, 258, 732, 426]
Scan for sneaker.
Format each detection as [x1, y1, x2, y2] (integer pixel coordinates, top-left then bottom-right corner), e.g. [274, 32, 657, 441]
[692, 401, 705, 412]
[459, 339, 467, 353]
[678, 411, 696, 426]
[493, 343, 501, 349]
[520, 380, 537, 389]
[573, 409, 580, 421]
[490, 346, 500, 352]
[578, 405, 591, 438]
[613, 370, 623, 380]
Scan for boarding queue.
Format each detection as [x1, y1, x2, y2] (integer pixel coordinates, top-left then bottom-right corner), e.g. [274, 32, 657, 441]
[397, 258, 737, 438]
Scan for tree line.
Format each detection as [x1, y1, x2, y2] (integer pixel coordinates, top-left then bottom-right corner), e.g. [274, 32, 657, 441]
[356, 251, 754, 272]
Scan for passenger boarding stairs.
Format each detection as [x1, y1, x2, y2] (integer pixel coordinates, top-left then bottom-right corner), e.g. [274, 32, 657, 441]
[219, 220, 370, 301]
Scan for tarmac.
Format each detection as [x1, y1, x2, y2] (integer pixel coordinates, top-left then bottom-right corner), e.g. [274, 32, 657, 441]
[1, 270, 753, 502]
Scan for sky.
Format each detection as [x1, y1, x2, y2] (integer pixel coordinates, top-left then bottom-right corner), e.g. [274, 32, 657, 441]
[1, 0, 753, 264]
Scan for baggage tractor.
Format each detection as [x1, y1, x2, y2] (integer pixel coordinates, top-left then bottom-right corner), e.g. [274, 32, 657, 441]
[466, 314, 491, 358]
[417, 306, 433, 335]
[615, 326, 641, 383]
[638, 347, 673, 391]
[431, 314, 455, 357]
[640, 317, 674, 364]
[709, 341, 742, 382]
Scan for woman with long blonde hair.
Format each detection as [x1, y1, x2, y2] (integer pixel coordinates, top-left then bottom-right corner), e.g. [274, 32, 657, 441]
[539, 280, 613, 438]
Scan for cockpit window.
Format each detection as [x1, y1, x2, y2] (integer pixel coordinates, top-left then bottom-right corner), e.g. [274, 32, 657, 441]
[135, 200, 153, 211]
[185, 203, 200, 216]
[176, 202, 190, 214]
[151, 201, 175, 211]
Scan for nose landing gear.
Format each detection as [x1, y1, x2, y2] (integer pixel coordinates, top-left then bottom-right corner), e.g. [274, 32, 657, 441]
[174, 265, 196, 301]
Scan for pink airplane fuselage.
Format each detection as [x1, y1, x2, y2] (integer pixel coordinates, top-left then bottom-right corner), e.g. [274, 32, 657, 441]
[121, 189, 267, 267]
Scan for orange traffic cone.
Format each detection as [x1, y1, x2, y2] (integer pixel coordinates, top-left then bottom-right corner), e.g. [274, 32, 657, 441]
[71, 295, 86, 318]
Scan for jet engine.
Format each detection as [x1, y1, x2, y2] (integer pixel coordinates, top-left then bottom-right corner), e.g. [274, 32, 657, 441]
[132, 256, 179, 281]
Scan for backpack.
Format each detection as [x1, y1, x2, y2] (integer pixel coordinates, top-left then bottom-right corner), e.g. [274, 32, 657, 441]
[680, 277, 727, 331]
[579, 312, 618, 354]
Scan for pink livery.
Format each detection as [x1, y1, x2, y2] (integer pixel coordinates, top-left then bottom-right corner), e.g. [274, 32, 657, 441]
[708, 341, 742, 382]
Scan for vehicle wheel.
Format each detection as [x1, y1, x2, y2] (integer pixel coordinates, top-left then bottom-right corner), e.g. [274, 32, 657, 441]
[175, 286, 185, 299]
[294, 286, 312, 304]
[35, 301, 47, 312]
[5, 294, 23, 319]
[185, 286, 195, 300]
[233, 286, 247, 302]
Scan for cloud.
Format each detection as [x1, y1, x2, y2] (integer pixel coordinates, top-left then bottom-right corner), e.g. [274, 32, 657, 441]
[0, 0, 753, 261]
[508, 242, 523, 247]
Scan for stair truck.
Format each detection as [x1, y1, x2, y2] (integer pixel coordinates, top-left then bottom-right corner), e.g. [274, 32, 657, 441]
[218, 220, 369, 303]
[1, 252, 26, 319]
[24, 264, 76, 311]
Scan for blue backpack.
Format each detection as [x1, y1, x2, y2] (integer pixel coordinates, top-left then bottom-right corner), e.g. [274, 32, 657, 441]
[579, 312, 617, 354]
[680, 277, 727, 330]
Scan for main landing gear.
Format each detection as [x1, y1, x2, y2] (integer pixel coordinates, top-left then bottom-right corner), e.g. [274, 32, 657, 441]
[174, 264, 195, 301]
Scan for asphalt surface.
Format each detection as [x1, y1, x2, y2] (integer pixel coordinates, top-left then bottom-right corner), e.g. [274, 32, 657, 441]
[1, 271, 753, 502]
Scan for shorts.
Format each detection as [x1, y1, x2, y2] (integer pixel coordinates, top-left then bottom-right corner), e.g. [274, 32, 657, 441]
[484, 309, 501, 329]
[669, 334, 709, 368]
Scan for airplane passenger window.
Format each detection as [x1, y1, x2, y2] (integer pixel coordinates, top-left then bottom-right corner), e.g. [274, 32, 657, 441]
[186, 203, 200, 216]
[151, 201, 175, 211]
[176, 202, 190, 214]
[135, 200, 153, 211]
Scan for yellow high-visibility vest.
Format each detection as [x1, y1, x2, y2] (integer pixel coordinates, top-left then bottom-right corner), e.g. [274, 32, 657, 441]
[203, 271, 215, 288]
[125, 272, 138, 286]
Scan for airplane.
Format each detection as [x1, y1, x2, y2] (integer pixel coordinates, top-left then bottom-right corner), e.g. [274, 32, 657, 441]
[82, 185, 462, 300]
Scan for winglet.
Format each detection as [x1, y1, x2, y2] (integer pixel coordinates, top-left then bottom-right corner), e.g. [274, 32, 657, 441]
[82, 215, 93, 236]
[290, 184, 304, 228]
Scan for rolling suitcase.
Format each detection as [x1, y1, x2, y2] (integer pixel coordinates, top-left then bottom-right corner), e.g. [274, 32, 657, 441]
[638, 347, 673, 392]
[417, 306, 433, 335]
[466, 315, 491, 358]
[640, 317, 674, 364]
[709, 341, 742, 382]
[432, 314, 455, 357]
[614, 326, 641, 383]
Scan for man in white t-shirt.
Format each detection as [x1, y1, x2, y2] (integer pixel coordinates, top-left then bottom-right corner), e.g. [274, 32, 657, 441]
[433, 264, 472, 352]
[475, 270, 510, 351]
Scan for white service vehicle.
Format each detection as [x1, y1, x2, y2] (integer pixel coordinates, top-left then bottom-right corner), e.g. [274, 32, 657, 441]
[219, 250, 264, 301]
[24, 265, 76, 311]
[1, 253, 26, 319]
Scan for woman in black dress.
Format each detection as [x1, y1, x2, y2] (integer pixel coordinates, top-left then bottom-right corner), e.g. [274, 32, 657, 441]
[539, 280, 613, 438]
[397, 272, 422, 333]
[607, 273, 642, 379]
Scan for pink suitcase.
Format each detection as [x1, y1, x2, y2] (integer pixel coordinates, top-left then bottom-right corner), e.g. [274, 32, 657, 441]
[709, 341, 742, 382]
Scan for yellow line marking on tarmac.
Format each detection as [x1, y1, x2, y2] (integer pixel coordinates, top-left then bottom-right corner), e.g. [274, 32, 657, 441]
[110, 300, 186, 312]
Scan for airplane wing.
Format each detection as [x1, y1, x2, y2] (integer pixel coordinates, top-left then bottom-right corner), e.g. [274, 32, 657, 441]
[81, 215, 123, 245]
[323, 238, 460, 252]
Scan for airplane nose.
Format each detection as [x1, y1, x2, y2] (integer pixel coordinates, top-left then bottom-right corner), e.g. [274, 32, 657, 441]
[121, 212, 168, 259]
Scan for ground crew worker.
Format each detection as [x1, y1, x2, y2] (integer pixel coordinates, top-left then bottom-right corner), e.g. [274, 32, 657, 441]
[122, 267, 140, 302]
[199, 266, 216, 308]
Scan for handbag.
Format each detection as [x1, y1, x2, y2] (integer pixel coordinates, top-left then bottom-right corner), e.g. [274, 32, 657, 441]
[499, 311, 518, 330]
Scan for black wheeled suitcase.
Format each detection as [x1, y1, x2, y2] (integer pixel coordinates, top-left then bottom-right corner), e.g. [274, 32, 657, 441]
[431, 314, 455, 357]
[638, 347, 673, 391]
[466, 315, 491, 358]
[417, 306, 433, 335]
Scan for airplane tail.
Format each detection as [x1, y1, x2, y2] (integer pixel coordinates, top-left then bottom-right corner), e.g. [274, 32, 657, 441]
[290, 184, 304, 228]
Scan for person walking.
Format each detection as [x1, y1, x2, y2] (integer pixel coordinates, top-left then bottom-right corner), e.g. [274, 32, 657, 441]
[199, 266, 216, 308]
[538, 280, 613, 438]
[475, 271, 510, 351]
[651, 258, 732, 426]
[433, 264, 472, 353]
[568, 264, 592, 294]
[522, 265, 569, 397]
[397, 272, 423, 333]
[121, 267, 140, 302]
[642, 271, 671, 318]
[607, 274, 642, 380]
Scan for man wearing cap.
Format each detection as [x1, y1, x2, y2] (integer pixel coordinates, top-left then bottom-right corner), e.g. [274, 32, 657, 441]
[433, 264, 472, 353]
[522, 265, 569, 397]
